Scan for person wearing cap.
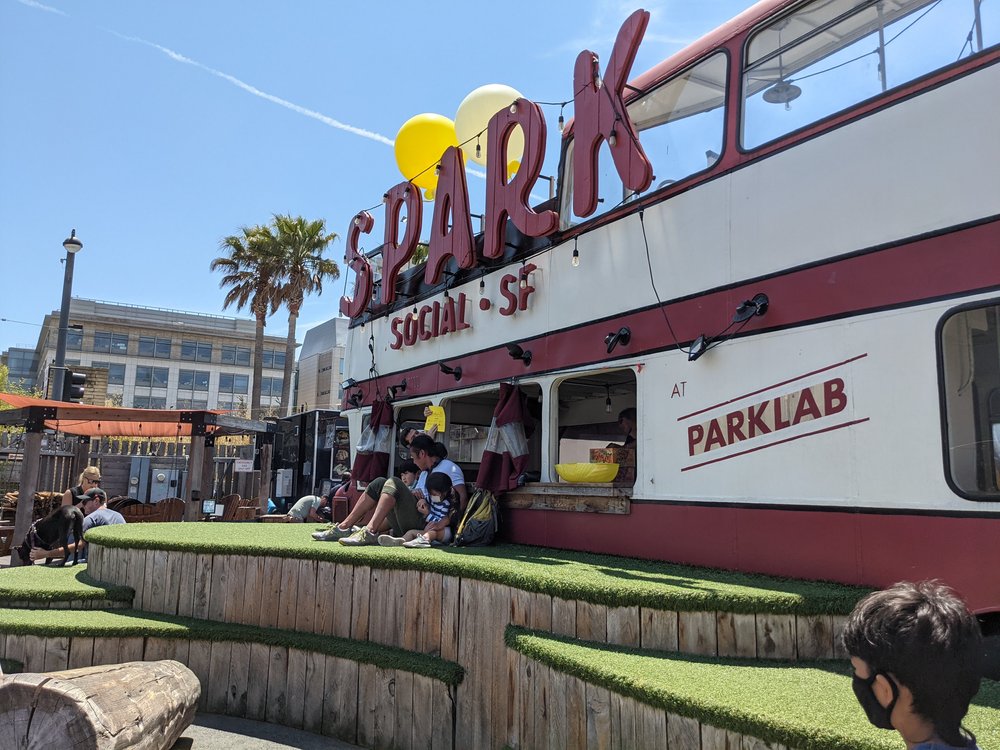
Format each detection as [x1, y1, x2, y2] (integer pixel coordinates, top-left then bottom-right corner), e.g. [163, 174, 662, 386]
[61, 465, 102, 506]
[30, 487, 125, 562]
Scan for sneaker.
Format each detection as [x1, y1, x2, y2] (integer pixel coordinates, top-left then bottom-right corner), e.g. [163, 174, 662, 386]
[378, 534, 405, 547]
[402, 535, 431, 549]
[312, 525, 356, 542]
[339, 527, 377, 546]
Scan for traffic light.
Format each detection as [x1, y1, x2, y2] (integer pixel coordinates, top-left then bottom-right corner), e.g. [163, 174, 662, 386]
[62, 371, 87, 403]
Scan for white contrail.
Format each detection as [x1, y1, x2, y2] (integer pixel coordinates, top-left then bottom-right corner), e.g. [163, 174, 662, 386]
[107, 30, 395, 147]
[16, 0, 66, 15]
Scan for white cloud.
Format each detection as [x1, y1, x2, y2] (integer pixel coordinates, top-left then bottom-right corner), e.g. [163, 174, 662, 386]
[106, 31, 396, 147]
[16, 0, 66, 16]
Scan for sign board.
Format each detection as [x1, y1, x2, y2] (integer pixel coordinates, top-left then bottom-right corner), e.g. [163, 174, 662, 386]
[234, 459, 254, 473]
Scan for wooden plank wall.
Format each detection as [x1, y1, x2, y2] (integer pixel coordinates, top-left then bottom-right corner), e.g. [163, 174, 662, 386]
[0, 634, 453, 750]
[88, 545, 845, 663]
[86, 544, 848, 749]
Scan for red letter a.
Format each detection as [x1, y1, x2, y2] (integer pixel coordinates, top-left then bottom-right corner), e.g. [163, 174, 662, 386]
[425, 146, 476, 284]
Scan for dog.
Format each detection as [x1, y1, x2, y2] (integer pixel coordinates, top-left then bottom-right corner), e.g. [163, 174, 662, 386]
[15, 504, 85, 567]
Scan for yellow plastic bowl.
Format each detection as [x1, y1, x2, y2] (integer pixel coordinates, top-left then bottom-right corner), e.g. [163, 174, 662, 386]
[555, 463, 619, 483]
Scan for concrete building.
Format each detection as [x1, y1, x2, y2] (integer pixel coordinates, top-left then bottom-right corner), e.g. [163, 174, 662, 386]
[294, 317, 349, 412]
[0, 347, 38, 390]
[14, 298, 291, 415]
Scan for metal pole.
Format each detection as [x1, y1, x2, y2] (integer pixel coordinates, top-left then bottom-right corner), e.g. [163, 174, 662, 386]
[51, 248, 76, 402]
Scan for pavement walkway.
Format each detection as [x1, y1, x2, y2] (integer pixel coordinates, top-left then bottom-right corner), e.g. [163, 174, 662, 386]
[172, 714, 361, 749]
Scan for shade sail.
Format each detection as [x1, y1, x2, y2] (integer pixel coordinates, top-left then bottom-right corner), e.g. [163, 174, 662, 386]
[0, 393, 226, 437]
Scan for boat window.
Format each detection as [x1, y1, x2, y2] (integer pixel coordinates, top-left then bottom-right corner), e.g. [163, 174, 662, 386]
[743, 0, 999, 149]
[939, 301, 1000, 500]
[435, 386, 544, 479]
[555, 370, 636, 486]
[561, 52, 727, 229]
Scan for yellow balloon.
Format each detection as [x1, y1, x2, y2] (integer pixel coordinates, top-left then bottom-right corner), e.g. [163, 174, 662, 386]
[507, 160, 520, 180]
[394, 113, 458, 199]
[455, 84, 524, 168]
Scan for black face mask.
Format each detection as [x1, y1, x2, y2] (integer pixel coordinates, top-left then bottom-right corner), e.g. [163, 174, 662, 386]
[852, 671, 899, 730]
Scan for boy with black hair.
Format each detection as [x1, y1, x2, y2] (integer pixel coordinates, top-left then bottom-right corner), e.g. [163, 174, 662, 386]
[842, 580, 983, 749]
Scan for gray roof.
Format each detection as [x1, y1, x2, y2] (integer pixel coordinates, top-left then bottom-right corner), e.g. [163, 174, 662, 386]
[299, 318, 348, 360]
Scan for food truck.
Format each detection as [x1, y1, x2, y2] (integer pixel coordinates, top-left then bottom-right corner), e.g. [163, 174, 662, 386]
[336, 0, 1000, 649]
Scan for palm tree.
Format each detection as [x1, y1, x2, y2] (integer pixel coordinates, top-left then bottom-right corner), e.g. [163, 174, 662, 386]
[271, 214, 339, 415]
[210, 225, 283, 418]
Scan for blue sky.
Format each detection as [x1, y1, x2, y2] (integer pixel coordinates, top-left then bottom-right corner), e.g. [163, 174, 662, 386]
[0, 0, 757, 354]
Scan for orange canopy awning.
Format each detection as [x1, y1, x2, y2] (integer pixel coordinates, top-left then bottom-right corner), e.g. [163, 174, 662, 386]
[0, 393, 227, 437]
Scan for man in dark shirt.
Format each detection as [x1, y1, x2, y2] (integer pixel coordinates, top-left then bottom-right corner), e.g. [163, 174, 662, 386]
[29, 488, 125, 563]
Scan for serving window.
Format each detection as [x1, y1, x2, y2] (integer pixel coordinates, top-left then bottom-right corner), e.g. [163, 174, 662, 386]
[939, 301, 1000, 500]
[555, 370, 636, 485]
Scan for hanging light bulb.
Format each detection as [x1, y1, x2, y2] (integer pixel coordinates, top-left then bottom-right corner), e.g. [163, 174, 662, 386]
[593, 56, 603, 90]
[557, 104, 565, 133]
[479, 278, 486, 295]
[411, 306, 418, 320]
[605, 385, 612, 414]
[509, 102, 517, 114]
[434, 164, 441, 176]
[475, 137, 481, 160]
[608, 129, 617, 147]
[519, 261, 527, 290]
[572, 238, 580, 268]
[444, 288, 450, 299]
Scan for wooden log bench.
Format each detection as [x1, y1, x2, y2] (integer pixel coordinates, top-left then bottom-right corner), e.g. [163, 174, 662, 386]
[0, 659, 199, 750]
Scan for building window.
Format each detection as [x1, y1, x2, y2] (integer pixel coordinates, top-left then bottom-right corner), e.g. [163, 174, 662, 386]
[93, 331, 129, 354]
[66, 328, 83, 351]
[91, 361, 126, 385]
[221, 345, 252, 366]
[260, 376, 284, 398]
[176, 398, 209, 409]
[138, 336, 172, 358]
[262, 348, 286, 369]
[178, 369, 210, 391]
[181, 340, 213, 362]
[135, 365, 169, 388]
[219, 372, 249, 395]
[939, 301, 1000, 500]
[133, 395, 167, 409]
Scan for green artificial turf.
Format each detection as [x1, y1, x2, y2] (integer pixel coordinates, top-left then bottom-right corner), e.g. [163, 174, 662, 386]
[0, 608, 463, 686]
[506, 626, 1000, 750]
[0, 565, 133, 604]
[85, 524, 869, 615]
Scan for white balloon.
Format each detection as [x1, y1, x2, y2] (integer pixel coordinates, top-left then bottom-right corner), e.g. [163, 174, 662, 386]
[455, 84, 525, 168]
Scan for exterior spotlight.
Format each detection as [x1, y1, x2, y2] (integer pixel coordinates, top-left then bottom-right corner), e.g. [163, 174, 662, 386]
[687, 335, 711, 362]
[604, 327, 631, 354]
[439, 362, 463, 381]
[506, 343, 532, 366]
[341, 378, 358, 390]
[733, 293, 770, 323]
[387, 378, 408, 401]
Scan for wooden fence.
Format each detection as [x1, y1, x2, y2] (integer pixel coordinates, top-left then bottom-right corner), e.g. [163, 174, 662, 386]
[0, 432, 258, 501]
[89, 545, 846, 749]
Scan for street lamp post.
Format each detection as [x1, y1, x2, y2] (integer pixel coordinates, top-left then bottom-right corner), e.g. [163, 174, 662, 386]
[52, 229, 83, 401]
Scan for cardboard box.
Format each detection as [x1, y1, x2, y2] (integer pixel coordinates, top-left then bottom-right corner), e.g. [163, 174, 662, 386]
[590, 447, 636, 466]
